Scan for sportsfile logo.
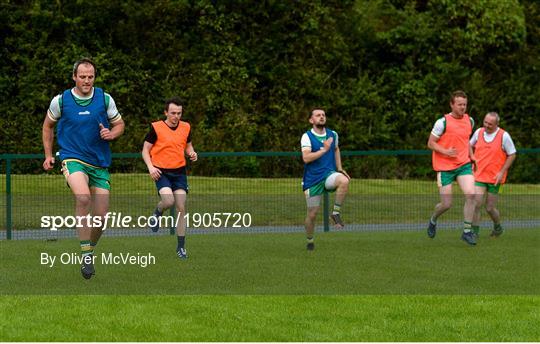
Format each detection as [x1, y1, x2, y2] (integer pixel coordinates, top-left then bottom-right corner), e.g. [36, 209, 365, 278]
[40, 211, 253, 230]
[41, 212, 131, 231]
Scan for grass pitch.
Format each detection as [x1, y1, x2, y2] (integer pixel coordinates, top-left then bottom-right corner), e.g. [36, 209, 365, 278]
[1, 295, 538, 341]
[1, 229, 539, 341]
[0, 175, 539, 341]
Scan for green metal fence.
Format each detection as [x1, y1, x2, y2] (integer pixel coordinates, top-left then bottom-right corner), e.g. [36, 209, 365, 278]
[1, 150, 539, 240]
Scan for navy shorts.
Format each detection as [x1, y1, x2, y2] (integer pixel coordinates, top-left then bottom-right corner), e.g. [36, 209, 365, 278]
[155, 171, 189, 193]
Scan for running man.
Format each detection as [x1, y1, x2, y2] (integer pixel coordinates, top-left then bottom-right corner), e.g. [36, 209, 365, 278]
[470, 112, 516, 238]
[427, 90, 477, 245]
[302, 108, 350, 251]
[42, 57, 125, 279]
[142, 97, 197, 259]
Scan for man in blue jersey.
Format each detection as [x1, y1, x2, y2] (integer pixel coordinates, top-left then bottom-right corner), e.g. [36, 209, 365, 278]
[302, 108, 350, 250]
[42, 58, 125, 279]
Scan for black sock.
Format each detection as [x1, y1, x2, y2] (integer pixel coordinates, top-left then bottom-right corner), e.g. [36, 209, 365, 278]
[177, 236, 185, 250]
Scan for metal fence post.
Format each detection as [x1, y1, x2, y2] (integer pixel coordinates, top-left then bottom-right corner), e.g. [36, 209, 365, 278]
[323, 192, 329, 232]
[6, 157, 12, 240]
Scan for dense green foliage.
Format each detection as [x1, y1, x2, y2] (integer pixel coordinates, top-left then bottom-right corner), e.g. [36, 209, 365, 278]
[1, 1, 538, 180]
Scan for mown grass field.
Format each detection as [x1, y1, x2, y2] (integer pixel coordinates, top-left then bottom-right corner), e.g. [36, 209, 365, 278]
[0, 230, 539, 341]
[2, 230, 539, 294]
[0, 295, 538, 341]
[0, 175, 539, 341]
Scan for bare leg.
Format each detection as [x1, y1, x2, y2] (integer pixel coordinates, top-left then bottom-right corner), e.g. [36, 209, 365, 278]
[457, 174, 477, 245]
[157, 187, 175, 213]
[173, 190, 187, 237]
[172, 189, 188, 257]
[485, 193, 501, 224]
[66, 172, 92, 241]
[431, 184, 453, 222]
[90, 186, 109, 245]
[472, 185, 486, 235]
[333, 174, 349, 207]
[148, 187, 174, 232]
[66, 172, 95, 277]
[457, 174, 476, 224]
[305, 206, 319, 239]
[473, 186, 486, 225]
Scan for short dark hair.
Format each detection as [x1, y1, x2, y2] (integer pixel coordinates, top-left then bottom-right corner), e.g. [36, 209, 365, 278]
[450, 90, 467, 104]
[164, 97, 183, 112]
[73, 58, 97, 76]
[309, 107, 325, 119]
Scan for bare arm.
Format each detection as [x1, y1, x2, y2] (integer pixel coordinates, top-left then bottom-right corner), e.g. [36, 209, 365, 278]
[302, 137, 333, 164]
[334, 146, 350, 179]
[334, 146, 343, 171]
[42, 113, 56, 170]
[469, 144, 476, 170]
[100, 118, 125, 141]
[427, 134, 456, 157]
[142, 141, 161, 181]
[186, 142, 198, 161]
[494, 153, 517, 185]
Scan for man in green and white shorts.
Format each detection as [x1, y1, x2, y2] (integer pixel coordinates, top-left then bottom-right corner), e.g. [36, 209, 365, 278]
[437, 163, 474, 189]
[470, 112, 516, 238]
[42, 58, 125, 279]
[301, 108, 350, 250]
[61, 160, 111, 191]
[427, 91, 477, 245]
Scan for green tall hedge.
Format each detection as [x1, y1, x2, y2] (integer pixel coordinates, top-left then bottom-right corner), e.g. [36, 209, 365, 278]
[1, 1, 538, 181]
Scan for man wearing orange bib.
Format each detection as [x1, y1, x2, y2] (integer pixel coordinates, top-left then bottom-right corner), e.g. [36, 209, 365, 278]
[470, 112, 516, 238]
[427, 91, 477, 245]
[142, 97, 197, 259]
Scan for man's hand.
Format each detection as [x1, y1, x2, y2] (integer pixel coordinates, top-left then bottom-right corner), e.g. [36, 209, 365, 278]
[494, 172, 504, 186]
[322, 137, 333, 152]
[188, 151, 198, 162]
[148, 166, 162, 181]
[338, 169, 351, 180]
[99, 123, 115, 141]
[470, 154, 477, 171]
[444, 147, 457, 157]
[43, 157, 55, 171]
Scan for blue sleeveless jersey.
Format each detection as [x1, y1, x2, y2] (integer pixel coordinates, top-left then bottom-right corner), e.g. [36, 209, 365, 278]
[57, 87, 111, 167]
[302, 129, 337, 191]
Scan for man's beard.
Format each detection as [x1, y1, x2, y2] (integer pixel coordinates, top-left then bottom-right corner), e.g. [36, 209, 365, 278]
[315, 123, 325, 130]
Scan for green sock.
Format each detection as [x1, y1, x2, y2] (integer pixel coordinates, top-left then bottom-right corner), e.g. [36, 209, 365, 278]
[332, 204, 341, 215]
[80, 240, 93, 257]
[306, 237, 314, 244]
[494, 223, 503, 231]
[472, 225, 480, 235]
[463, 221, 472, 233]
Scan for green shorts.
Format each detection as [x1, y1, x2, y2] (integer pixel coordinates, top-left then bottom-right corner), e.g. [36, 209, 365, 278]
[437, 163, 473, 187]
[62, 160, 111, 190]
[304, 172, 339, 208]
[304, 173, 337, 198]
[475, 181, 501, 194]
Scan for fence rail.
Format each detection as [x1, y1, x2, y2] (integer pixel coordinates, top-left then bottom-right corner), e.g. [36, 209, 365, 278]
[2, 150, 539, 240]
